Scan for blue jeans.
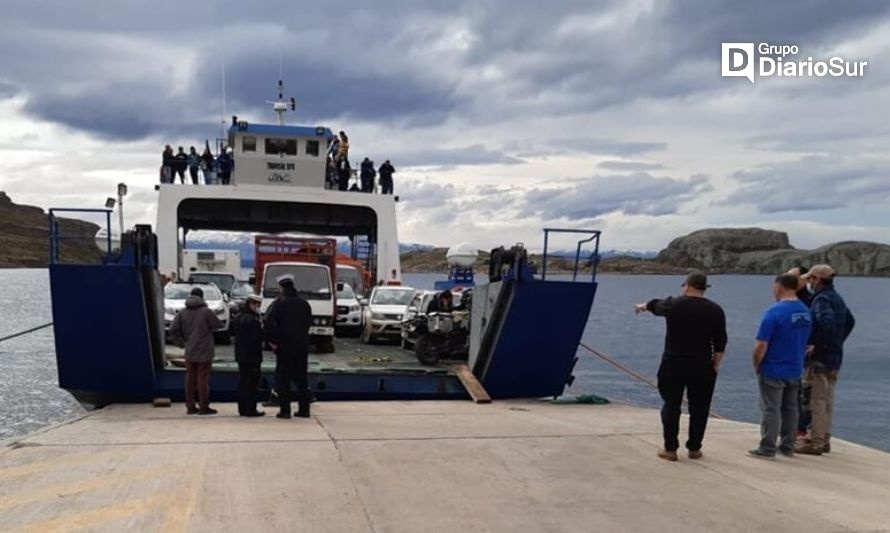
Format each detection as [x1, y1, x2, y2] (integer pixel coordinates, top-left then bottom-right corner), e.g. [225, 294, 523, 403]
[757, 375, 799, 455]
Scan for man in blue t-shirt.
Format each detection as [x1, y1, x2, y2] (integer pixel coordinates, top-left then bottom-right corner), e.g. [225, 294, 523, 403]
[749, 273, 813, 458]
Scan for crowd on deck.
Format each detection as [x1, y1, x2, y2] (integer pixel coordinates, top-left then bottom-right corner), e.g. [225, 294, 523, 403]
[158, 130, 396, 194]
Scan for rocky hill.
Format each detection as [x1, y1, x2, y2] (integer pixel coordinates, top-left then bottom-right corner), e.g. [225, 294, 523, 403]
[400, 228, 890, 277]
[653, 228, 890, 276]
[0, 192, 102, 267]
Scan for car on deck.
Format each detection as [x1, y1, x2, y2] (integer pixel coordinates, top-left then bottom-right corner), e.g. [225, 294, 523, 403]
[335, 282, 364, 336]
[361, 286, 416, 344]
[163, 282, 231, 344]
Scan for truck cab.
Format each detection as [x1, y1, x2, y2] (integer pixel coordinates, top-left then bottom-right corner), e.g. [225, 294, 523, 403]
[260, 261, 335, 353]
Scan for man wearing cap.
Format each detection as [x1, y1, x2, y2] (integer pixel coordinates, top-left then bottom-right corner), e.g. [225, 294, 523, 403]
[748, 273, 812, 459]
[635, 272, 727, 461]
[796, 265, 856, 455]
[170, 287, 222, 415]
[263, 274, 313, 419]
[234, 294, 265, 417]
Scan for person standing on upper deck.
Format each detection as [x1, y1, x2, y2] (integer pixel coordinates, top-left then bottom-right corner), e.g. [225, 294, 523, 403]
[161, 145, 174, 184]
[748, 273, 812, 459]
[634, 272, 727, 462]
[173, 146, 188, 184]
[335, 131, 349, 163]
[360, 157, 375, 193]
[200, 144, 214, 184]
[795, 264, 856, 455]
[264, 274, 313, 419]
[170, 287, 222, 415]
[217, 146, 233, 185]
[378, 160, 395, 194]
[187, 146, 200, 185]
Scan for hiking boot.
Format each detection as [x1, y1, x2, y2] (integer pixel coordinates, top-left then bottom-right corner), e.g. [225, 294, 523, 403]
[276, 412, 291, 419]
[794, 442, 823, 456]
[747, 449, 776, 460]
[821, 441, 831, 454]
[779, 448, 794, 458]
[657, 449, 678, 462]
[197, 408, 218, 415]
[244, 411, 265, 418]
[688, 450, 703, 460]
[186, 408, 199, 415]
[296, 402, 311, 418]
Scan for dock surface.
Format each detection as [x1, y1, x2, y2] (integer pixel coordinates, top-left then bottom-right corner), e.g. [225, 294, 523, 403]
[2, 401, 889, 532]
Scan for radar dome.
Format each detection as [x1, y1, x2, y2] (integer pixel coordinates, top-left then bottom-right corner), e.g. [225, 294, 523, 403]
[446, 243, 477, 268]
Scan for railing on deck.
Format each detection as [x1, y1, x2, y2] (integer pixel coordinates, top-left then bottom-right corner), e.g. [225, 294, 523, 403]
[541, 228, 602, 283]
[48, 208, 113, 265]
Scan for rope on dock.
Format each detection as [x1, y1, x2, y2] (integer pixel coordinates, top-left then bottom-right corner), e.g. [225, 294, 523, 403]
[578, 341, 724, 420]
[0, 322, 53, 344]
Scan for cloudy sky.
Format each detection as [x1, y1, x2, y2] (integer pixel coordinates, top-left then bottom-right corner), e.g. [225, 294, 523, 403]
[1, 0, 889, 252]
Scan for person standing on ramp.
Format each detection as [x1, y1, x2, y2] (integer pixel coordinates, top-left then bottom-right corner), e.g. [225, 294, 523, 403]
[264, 274, 313, 419]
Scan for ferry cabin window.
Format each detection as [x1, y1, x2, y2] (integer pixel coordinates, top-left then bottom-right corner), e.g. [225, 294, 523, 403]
[265, 138, 298, 156]
[242, 136, 257, 152]
[305, 140, 320, 157]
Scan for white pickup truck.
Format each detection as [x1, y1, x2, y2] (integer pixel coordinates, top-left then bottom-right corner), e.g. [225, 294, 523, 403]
[259, 262, 336, 353]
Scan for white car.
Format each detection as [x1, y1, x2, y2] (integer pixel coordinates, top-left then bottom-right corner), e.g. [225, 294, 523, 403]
[335, 282, 363, 336]
[362, 286, 416, 344]
[164, 282, 231, 344]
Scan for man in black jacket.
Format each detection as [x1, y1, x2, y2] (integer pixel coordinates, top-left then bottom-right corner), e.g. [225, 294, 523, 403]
[234, 295, 265, 417]
[264, 274, 313, 419]
[635, 272, 727, 461]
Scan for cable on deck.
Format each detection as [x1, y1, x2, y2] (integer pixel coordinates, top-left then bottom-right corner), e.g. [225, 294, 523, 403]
[0, 322, 53, 344]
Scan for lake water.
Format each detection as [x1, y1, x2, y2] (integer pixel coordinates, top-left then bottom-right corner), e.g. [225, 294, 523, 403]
[1, 270, 887, 452]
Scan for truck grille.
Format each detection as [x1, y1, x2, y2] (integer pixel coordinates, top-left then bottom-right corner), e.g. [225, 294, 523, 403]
[384, 313, 403, 320]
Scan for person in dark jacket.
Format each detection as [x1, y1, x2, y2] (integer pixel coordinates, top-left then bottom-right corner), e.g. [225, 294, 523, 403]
[187, 146, 201, 185]
[234, 295, 265, 417]
[217, 147, 234, 185]
[170, 287, 222, 415]
[427, 291, 453, 313]
[635, 272, 727, 461]
[200, 144, 215, 183]
[263, 274, 313, 419]
[795, 265, 855, 455]
[173, 146, 188, 184]
[161, 145, 174, 184]
[337, 159, 352, 191]
[378, 160, 395, 194]
[359, 157, 375, 193]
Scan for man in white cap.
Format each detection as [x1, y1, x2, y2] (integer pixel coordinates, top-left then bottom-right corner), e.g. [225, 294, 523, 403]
[795, 265, 856, 455]
[263, 274, 313, 418]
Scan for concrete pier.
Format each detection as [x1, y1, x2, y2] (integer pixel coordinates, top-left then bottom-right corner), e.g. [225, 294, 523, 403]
[1, 401, 889, 532]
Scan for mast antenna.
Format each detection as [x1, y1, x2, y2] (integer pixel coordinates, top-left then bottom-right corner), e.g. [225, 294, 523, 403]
[266, 78, 296, 126]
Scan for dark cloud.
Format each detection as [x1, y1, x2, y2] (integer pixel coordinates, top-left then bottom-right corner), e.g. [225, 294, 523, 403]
[597, 160, 666, 171]
[522, 172, 711, 220]
[726, 155, 890, 213]
[2, 0, 887, 141]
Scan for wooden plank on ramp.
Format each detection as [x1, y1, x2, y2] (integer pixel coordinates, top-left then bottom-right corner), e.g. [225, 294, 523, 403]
[454, 364, 492, 404]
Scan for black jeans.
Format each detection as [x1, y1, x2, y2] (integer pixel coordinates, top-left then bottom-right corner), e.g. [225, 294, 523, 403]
[275, 353, 309, 415]
[237, 361, 261, 415]
[657, 360, 717, 452]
